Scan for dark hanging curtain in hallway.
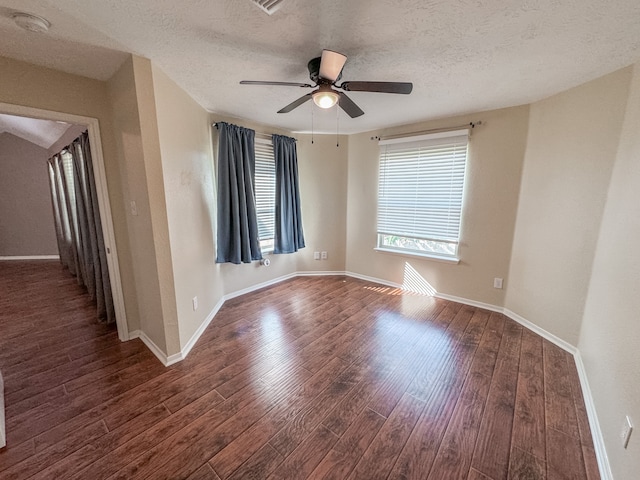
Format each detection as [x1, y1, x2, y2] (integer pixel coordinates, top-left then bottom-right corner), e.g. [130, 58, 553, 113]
[47, 131, 115, 323]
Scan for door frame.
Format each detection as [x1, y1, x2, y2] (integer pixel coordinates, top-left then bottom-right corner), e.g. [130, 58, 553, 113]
[0, 101, 129, 341]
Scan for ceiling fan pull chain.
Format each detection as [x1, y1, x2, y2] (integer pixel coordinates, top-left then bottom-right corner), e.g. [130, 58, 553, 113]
[336, 100, 340, 147]
[311, 102, 314, 144]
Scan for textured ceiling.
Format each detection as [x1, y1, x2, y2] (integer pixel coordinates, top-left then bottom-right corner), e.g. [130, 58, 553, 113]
[1, 0, 639, 133]
[0, 113, 71, 149]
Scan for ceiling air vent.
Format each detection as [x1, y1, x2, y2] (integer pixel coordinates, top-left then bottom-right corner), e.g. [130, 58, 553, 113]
[250, 0, 286, 15]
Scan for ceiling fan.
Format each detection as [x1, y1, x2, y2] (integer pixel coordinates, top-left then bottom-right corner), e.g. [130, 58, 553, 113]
[240, 50, 413, 118]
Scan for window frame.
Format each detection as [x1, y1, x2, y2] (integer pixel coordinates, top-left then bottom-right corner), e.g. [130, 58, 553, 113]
[375, 129, 470, 262]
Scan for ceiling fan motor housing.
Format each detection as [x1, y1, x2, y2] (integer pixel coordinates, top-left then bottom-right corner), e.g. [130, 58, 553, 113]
[308, 57, 341, 84]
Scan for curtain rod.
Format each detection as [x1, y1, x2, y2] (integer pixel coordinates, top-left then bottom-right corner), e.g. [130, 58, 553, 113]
[372, 121, 482, 141]
[212, 122, 296, 141]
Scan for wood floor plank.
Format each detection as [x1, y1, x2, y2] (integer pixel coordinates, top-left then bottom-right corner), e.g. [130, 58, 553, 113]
[469, 468, 494, 480]
[0, 266, 597, 480]
[426, 369, 492, 479]
[186, 463, 222, 480]
[32, 403, 171, 480]
[543, 341, 580, 440]
[546, 427, 587, 480]
[511, 328, 546, 461]
[0, 420, 108, 480]
[367, 305, 474, 419]
[405, 307, 490, 402]
[319, 303, 449, 437]
[0, 439, 35, 473]
[508, 446, 546, 480]
[119, 357, 349, 480]
[268, 360, 367, 458]
[224, 443, 284, 480]
[309, 407, 386, 480]
[581, 445, 601, 480]
[348, 393, 426, 480]
[268, 425, 338, 480]
[387, 310, 499, 480]
[471, 321, 523, 480]
[209, 359, 359, 478]
[67, 389, 226, 480]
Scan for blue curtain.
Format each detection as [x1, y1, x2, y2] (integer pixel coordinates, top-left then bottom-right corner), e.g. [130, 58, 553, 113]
[273, 134, 305, 254]
[216, 122, 262, 264]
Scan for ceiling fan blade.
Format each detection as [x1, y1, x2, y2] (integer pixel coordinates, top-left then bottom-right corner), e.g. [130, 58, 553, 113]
[338, 92, 364, 118]
[340, 81, 413, 94]
[319, 50, 347, 82]
[277, 93, 313, 113]
[240, 80, 313, 88]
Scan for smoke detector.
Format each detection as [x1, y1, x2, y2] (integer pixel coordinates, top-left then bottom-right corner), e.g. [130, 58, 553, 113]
[249, 0, 286, 15]
[12, 12, 51, 33]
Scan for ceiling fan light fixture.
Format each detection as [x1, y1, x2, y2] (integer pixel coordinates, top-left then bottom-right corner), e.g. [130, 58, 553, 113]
[312, 90, 339, 109]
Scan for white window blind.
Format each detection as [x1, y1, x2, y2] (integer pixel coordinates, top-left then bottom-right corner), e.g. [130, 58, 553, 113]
[377, 129, 469, 258]
[254, 139, 276, 251]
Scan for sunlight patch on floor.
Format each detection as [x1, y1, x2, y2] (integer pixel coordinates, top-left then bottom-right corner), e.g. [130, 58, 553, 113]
[402, 262, 437, 296]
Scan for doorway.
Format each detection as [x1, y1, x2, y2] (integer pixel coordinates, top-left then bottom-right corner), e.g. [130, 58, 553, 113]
[0, 102, 128, 341]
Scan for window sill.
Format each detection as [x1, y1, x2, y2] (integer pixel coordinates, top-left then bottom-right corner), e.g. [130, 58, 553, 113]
[374, 247, 460, 264]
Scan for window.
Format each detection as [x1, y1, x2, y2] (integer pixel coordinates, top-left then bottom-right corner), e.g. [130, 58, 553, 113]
[376, 129, 469, 260]
[254, 138, 276, 252]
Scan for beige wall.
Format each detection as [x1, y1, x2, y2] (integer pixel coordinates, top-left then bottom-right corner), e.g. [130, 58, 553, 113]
[131, 58, 181, 356]
[151, 64, 222, 350]
[505, 68, 632, 345]
[295, 134, 349, 273]
[345, 106, 529, 305]
[106, 56, 156, 340]
[0, 55, 139, 335]
[0, 133, 57, 256]
[578, 63, 640, 479]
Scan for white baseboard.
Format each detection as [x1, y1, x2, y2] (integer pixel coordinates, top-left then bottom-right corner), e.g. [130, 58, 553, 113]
[344, 270, 403, 290]
[180, 297, 225, 359]
[223, 273, 298, 301]
[0, 255, 60, 261]
[573, 351, 613, 480]
[127, 269, 610, 478]
[298, 270, 347, 277]
[129, 330, 182, 367]
[435, 292, 503, 314]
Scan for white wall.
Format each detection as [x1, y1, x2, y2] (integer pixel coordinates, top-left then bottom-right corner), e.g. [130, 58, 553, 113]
[345, 106, 529, 305]
[505, 68, 632, 345]
[0, 133, 58, 256]
[578, 63, 640, 479]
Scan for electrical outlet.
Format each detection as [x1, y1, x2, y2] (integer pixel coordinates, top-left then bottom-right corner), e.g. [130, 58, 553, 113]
[321, 251, 328, 260]
[192, 296, 198, 311]
[313, 251, 320, 260]
[493, 277, 503, 289]
[622, 416, 633, 448]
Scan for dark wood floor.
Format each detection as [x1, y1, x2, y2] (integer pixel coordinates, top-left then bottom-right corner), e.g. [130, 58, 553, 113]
[0, 261, 600, 480]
